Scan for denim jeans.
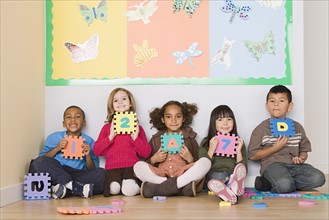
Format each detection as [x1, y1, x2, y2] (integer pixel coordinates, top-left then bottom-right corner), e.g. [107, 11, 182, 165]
[29, 156, 106, 195]
[205, 170, 231, 189]
[263, 162, 326, 193]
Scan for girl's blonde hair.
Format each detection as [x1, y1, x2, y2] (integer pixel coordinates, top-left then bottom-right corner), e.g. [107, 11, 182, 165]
[106, 88, 137, 123]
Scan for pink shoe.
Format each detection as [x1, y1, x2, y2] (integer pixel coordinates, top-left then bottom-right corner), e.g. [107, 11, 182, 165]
[208, 179, 237, 204]
[229, 163, 247, 196]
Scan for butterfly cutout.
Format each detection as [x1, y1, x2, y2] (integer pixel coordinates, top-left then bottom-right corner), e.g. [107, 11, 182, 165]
[79, 0, 108, 26]
[172, 42, 202, 68]
[221, 0, 251, 23]
[173, 0, 202, 17]
[133, 39, 159, 68]
[257, 0, 283, 9]
[211, 37, 235, 70]
[244, 31, 275, 61]
[64, 34, 99, 64]
[124, 0, 158, 24]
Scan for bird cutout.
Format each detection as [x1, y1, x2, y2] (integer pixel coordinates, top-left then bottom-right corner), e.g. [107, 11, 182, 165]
[64, 34, 99, 64]
[173, 0, 202, 17]
[244, 31, 275, 61]
[172, 41, 203, 68]
[211, 37, 235, 70]
[270, 118, 295, 137]
[79, 0, 108, 26]
[221, 0, 251, 23]
[124, 0, 158, 24]
[133, 39, 158, 68]
[257, 0, 283, 9]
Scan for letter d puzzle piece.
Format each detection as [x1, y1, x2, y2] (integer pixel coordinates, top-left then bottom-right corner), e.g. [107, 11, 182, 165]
[214, 132, 238, 157]
[62, 136, 84, 160]
[114, 111, 137, 134]
[161, 133, 184, 154]
[24, 173, 51, 200]
[270, 118, 295, 137]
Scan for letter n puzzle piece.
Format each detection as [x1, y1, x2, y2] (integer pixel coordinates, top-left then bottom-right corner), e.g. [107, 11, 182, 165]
[24, 173, 51, 200]
[214, 133, 238, 157]
[270, 118, 295, 137]
[113, 111, 137, 134]
[62, 136, 84, 160]
[161, 133, 184, 154]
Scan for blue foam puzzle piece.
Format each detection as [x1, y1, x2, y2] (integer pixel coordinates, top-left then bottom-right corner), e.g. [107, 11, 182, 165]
[253, 202, 267, 208]
[161, 133, 184, 154]
[270, 118, 295, 137]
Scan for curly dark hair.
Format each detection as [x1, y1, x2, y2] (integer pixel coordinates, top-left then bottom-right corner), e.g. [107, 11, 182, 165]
[149, 100, 198, 131]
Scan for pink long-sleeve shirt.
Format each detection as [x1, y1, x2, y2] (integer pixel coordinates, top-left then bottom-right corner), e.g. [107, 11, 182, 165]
[93, 123, 152, 170]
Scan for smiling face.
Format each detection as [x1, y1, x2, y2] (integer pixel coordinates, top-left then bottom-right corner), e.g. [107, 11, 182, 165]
[266, 92, 293, 118]
[215, 116, 234, 134]
[112, 90, 131, 113]
[161, 104, 184, 133]
[63, 107, 86, 136]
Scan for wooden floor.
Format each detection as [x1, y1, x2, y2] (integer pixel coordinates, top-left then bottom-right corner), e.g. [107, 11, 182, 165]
[1, 184, 328, 220]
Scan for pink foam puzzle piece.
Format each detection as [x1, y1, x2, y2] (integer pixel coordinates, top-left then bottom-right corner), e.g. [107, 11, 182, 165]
[214, 132, 238, 157]
[61, 136, 84, 160]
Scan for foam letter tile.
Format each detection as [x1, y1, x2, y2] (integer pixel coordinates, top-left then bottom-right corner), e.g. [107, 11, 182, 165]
[161, 133, 184, 154]
[270, 118, 295, 137]
[24, 173, 51, 200]
[113, 111, 137, 134]
[62, 136, 84, 160]
[214, 132, 238, 157]
[253, 202, 267, 208]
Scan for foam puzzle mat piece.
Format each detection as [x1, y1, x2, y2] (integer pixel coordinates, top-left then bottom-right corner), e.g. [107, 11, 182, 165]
[61, 136, 84, 160]
[113, 111, 137, 134]
[214, 132, 238, 157]
[270, 118, 295, 137]
[57, 206, 122, 215]
[161, 133, 184, 154]
[24, 173, 51, 200]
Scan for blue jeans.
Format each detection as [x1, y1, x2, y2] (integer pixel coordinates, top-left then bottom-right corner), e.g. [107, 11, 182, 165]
[29, 156, 106, 195]
[205, 170, 231, 189]
[263, 162, 326, 193]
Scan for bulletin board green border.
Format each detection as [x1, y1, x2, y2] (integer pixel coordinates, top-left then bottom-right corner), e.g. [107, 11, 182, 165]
[45, 0, 292, 86]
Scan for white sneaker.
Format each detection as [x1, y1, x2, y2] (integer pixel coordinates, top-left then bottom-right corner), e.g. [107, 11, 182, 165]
[52, 184, 66, 199]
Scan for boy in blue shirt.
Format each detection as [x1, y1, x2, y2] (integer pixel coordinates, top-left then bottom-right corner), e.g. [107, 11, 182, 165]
[29, 106, 105, 199]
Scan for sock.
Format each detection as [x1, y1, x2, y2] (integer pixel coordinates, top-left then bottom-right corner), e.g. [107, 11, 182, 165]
[110, 181, 121, 195]
[65, 181, 72, 190]
[134, 161, 166, 184]
[122, 179, 140, 196]
[177, 157, 211, 188]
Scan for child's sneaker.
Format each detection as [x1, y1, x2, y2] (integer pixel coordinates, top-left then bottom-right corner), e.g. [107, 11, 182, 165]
[52, 184, 66, 199]
[208, 179, 237, 204]
[72, 181, 94, 199]
[228, 163, 247, 196]
[254, 176, 271, 191]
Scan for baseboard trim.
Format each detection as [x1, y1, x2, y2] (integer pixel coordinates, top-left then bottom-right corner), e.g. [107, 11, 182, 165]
[0, 183, 23, 207]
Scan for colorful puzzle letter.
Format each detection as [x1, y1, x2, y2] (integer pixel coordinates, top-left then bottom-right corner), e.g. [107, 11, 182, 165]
[270, 118, 295, 137]
[114, 111, 137, 134]
[62, 136, 84, 160]
[24, 173, 51, 200]
[214, 133, 238, 157]
[57, 206, 122, 214]
[161, 133, 184, 154]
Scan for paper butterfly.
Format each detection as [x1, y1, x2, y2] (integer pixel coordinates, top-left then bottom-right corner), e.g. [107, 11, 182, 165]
[173, 0, 202, 17]
[124, 0, 158, 24]
[211, 37, 235, 70]
[172, 42, 202, 68]
[79, 0, 108, 26]
[244, 31, 275, 61]
[64, 34, 99, 64]
[257, 0, 283, 9]
[221, 0, 251, 23]
[133, 39, 159, 68]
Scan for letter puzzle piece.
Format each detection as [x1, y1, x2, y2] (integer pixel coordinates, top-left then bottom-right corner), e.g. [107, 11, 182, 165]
[161, 133, 184, 154]
[270, 118, 295, 137]
[57, 206, 122, 214]
[214, 132, 238, 157]
[114, 111, 137, 134]
[62, 136, 84, 160]
[24, 173, 51, 200]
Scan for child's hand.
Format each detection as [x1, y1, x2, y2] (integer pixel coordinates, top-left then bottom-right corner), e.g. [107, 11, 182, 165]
[109, 121, 116, 141]
[208, 137, 218, 156]
[82, 143, 91, 156]
[56, 138, 68, 152]
[274, 135, 288, 150]
[131, 122, 140, 141]
[151, 148, 167, 164]
[179, 145, 194, 163]
[237, 138, 244, 152]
